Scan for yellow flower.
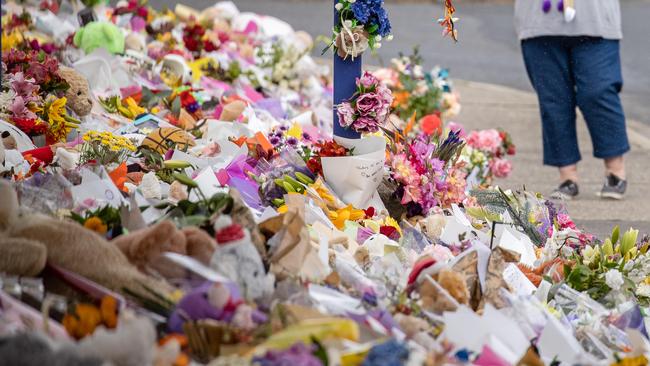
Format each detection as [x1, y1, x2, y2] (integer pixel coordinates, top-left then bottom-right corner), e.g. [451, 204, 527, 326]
[328, 205, 365, 230]
[44, 97, 76, 142]
[1, 30, 23, 52]
[84, 216, 107, 235]
[287, 123, 302, 139]
[610, 355, 648, 366]
[308, 179, 336, 206]
[124, 97, 146, 117]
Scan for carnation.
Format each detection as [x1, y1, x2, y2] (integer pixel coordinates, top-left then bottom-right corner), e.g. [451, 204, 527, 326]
[605, 269, 624, 290]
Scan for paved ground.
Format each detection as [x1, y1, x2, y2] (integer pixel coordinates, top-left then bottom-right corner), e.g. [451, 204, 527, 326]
[156, 0, 650, 126]
[453, 80, 650, 238]
[150, 0, 650, 237]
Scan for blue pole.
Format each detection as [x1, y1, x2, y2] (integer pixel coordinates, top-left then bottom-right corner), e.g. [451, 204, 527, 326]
[333, 0, 362, 140]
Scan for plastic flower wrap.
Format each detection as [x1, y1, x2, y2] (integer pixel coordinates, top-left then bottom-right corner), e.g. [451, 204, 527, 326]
[325, 0, 393, 59]
[459, 126, 516, 186]
[336, 72, 393, 134]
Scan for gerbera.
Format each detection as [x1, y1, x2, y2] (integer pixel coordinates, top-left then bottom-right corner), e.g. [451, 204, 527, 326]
[328, 204, 366, 230]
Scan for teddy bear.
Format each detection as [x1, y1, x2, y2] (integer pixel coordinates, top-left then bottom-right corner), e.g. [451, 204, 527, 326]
[111, 220, 217, 279]
[0, 180, 172, 304]
[58, 66, 93, 117]
[406, 257, 470, 314]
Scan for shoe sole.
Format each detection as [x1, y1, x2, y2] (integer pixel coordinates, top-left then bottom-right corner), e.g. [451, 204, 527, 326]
[598, 191, 624, 200]
[550, 192, 575, 201]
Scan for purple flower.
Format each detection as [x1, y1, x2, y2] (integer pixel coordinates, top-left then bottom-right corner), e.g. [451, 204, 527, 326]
[352, 115, 380, 133]
[269, 136, 281, 146]
[252, 342, 322, 366]
[286, 137, 299, 147]
[357, 71, 379, 89]
[355, 92, 382, 117]
[337, 102, 355, 128]
[9, 96, 37, 120]
[10, 73, 39, 102]
[430, 158, 444, 173]
[301, 132, 312, 141]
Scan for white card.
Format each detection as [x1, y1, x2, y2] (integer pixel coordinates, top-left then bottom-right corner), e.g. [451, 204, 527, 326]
[502, 263, 536, 296]
[498, 227, 537, 266]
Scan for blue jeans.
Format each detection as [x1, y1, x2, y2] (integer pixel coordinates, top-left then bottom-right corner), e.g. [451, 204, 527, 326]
[521, 36, 630, 167]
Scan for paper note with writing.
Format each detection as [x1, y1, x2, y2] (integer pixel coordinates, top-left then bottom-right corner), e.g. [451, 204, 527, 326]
[321, 136, 385, 209]
[71, 171, 125, 208]
[498, 227, 537, 266]
[503, 263, 536, 296]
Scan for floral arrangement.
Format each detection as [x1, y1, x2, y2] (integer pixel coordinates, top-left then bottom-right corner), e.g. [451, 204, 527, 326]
[182, 23, 219, 54]
[384, 129, 466, 217]
[79, 131, 137, 166]
[325, 0, 393, 59]
[459, 126, 516, 185]
[376, 47, 458, 123]
[336, 72, 393, 134]
[98, 95, 148, 120]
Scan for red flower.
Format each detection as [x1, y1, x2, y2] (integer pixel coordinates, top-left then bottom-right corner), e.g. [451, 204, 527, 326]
[507, 145, 516, 155]
[379, 225, 400, 240]
[364, 207, 375, 218]
[215, 224, 245, 244]
[317, 140, 349, 157]
[306, 157, 322, 175]
[13, 118, 48, 136]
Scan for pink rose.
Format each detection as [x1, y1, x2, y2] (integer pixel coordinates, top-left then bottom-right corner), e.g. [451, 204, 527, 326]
[357, 71, 379, 89]
[352, 115, 380, 133]
[355, 92, 382, 117]
[489, 158, 512, 178]
[467, 129, 502, 153]
[336, 102, 355, 127]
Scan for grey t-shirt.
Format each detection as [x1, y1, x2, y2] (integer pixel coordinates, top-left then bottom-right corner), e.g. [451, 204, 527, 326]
[514, 0, 622, 40]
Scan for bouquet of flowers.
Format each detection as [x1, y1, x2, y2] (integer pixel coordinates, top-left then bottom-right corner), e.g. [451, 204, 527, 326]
[325, 0, 393, 59]
[383, 129, 466, 217]
[458, 125, 516, 186]
[376, 47, 458, 123]
[336, 72, 393, 134]
[79, 131, 137, 166]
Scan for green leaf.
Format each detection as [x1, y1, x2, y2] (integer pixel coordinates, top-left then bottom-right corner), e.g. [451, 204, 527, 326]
[620, 228, 639, 256]
[611, 225, 620, 245]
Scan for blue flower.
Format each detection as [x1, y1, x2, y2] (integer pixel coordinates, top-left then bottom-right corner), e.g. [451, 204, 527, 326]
[351, 0, 383, 24]
[370, 7, 392, 36]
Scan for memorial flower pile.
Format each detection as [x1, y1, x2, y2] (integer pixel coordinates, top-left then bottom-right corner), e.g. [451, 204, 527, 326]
[0, 1, 648, 366]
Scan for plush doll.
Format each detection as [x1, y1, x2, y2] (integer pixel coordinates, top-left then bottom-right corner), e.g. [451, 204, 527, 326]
[209, 216, 275, 301]
[2, 131, 17, 150]
[73, 21, 125, 55]
[167, 281, 267, 334]
[58, 66, 93, 117]
[110, 220, 217, 279]
[406, 257, 470, 314]
[0, 180, 172, 303]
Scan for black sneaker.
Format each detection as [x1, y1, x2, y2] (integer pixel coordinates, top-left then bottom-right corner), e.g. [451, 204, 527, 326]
[550, 180, 579, 200]
[599, 174, 627, 200]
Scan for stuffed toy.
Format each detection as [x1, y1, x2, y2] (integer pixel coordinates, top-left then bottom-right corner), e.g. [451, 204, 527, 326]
[209, 216, 275, 301]
[58, 66, 93, 117]
[111, 220, 217, 279]
[0, 180, 172, 303]
[2, 131, 17, 150]
[74, 21, 125, 55]
[167, 281, 266, 334]
[0, 333, 105, 366]
[406, 257, 470, 314]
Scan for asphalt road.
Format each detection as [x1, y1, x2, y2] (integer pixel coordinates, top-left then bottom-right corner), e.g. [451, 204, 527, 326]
[151, 0, 650, 125]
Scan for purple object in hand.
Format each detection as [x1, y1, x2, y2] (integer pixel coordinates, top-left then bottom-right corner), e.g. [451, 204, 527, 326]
[542, 0, 552, 13]
[557, 0, 564, 11]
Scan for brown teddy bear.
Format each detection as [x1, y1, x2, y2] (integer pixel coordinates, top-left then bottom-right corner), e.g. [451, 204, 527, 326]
[58, 66, 93, 117]
[0, 180, 172, 302]
[111, 220, 217, 279]
[406, 257, 470, 314]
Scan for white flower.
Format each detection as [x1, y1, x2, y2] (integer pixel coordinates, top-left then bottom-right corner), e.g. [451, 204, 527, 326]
[140, 172, 162, 199]
[375, 42, 382, 49]
[605, 269, 624, 290]
[335, 3, 343, 11]
[386, 34, 394, 41]
[348, 0, 356, 3]
[375, 35, 382, 42]
[343, 20, 353, 28]
[637, 282, 650, 298]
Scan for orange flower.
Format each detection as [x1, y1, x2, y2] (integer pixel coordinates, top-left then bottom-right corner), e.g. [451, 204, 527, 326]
[328, 205, 365, 230]
[392, 90, 410, 108]
[100, 296, 118, 329]
[84, 216, 107, 235]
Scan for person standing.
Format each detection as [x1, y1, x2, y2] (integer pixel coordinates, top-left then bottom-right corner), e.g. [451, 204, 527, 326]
[514, 0, 629, 200]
